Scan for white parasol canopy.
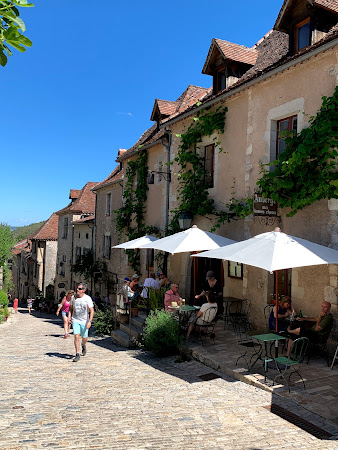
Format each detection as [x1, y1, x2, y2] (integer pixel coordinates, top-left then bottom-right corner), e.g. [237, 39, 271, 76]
[139, 225, 236, 254]
[193, 228, 338, 271]
[112, 235, 159, 249]
[193, 227, 338, 335]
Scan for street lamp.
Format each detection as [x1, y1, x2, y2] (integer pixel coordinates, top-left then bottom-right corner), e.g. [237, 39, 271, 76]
[178, 211, 193, 230]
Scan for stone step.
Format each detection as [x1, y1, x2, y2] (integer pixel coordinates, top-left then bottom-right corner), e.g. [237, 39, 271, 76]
[131, 313, 147, 331]
[120, 323, 141, 340]
[111, 329, 131, 348]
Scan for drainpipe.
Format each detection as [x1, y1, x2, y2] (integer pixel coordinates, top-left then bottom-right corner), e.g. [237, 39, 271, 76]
[70, 222, 74, 289]
[161, 129, 172, 274]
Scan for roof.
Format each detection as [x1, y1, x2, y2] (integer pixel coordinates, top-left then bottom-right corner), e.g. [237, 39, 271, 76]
[275, 0, 338, 30]
[150, 85, 211, 122]
[92, 165, 124, 191]
[12, 239, 31, 255]
[163, 25, 338, 126]
[30, 213, 59, 241]
[69, 189, 81, 200]
[202, 39, 258, 75]
[72, 214, 95, 225]
[56, 182, 99, 215]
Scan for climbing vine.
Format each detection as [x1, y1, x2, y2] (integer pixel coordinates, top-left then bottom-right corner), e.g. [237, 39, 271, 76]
[115, 149, 158, 272]
[169, 105, 252, 232]
[257, 87, 338, 216]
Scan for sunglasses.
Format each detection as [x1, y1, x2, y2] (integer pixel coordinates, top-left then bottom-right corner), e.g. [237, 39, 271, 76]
[77, 287, 85, 291]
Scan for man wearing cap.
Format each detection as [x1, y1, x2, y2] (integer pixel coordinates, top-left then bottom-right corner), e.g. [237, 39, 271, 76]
[195, 270, 223, 316]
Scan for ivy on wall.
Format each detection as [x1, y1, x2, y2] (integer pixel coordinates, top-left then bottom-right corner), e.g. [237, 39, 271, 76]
[115, 150, 158, 272]
[169, 105, 252, 232]
[257, 87, 338, 216]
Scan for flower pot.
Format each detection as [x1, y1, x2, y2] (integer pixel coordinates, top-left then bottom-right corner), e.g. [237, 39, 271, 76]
[119, 314, 129, 325]
[130, 307, 139, 317]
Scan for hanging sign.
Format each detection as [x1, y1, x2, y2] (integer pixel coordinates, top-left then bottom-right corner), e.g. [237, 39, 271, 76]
[253, 193, 278, 217]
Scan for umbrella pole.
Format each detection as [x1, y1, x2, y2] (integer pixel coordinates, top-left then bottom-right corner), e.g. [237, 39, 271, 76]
[275, 270, 279, 357]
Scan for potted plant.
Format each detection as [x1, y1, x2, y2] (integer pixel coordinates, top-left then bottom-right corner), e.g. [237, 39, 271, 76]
[130, 296, 139, 317]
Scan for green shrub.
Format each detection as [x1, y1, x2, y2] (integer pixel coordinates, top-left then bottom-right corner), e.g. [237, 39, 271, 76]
[147, 287, 166, 311]
[0, 290, 8, 307]
[93, 308, 114, 335]
[0, 305, 9, 323]
[143, 309, 181, 357]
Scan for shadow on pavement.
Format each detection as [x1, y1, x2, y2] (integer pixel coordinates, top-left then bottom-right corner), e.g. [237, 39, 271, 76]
[46, 352, 73, 360]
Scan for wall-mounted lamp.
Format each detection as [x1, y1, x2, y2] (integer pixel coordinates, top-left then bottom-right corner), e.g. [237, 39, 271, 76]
[147, 171, 171, 184]
[178, 210, 193, 230]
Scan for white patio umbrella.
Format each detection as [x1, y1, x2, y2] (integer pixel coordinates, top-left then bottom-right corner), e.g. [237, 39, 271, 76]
[139, 225, 236, 254]
[193, 227, 338, 333]
[112, 235, 158, 249]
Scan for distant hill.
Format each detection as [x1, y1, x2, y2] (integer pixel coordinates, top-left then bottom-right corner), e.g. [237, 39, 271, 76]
[13, 221, 46, 243]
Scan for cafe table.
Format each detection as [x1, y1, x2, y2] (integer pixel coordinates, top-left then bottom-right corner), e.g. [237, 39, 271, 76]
[249, 333, 287, 381]
[169, 304, 198, 333]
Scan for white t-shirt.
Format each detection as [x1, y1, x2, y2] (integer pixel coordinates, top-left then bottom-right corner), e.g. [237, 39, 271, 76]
[199, 302, 218, 323]
[141, 278, 160, 298]
[70, 294, 94, 325]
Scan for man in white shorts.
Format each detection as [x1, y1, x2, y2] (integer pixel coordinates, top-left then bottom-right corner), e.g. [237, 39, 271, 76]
[68, 282, 94, 362]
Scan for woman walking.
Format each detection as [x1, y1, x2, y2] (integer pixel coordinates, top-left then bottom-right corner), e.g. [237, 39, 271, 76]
[56, 290, 75, 338]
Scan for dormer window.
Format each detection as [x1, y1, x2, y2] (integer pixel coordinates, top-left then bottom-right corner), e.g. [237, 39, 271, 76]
[295, 18, 311, 51]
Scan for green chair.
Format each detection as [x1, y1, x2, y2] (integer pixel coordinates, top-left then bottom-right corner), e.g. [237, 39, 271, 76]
[273, 337, 309, 392]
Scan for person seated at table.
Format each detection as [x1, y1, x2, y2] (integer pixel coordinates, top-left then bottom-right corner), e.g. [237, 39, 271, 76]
[268, 296, 293, 332]
[141, 272, 160, 299]
[286, 301, 333, 355]
[186, 291, 218, 339]
[164, 283, 180, 312]
[195, 270, 223, 316]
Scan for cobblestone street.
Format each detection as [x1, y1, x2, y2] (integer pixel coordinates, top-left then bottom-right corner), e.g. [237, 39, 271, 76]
[1, 311, 338, 449]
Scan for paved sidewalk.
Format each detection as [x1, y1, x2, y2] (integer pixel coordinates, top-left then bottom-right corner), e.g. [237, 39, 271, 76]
[1, 310, 338, 449]
[188, 322, 338, 424]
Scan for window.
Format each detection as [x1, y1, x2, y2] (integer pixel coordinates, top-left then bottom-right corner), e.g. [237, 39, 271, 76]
[217, 68, 226, 93]
[106, 193, 111, 216]
[63, 217, 68, 239]
[75, 246, 81, 260]
[295, 18, 311, 52]
[102, 235, 111, 259]
[276, 115, 297, 158]
[204, 144, 215, 188]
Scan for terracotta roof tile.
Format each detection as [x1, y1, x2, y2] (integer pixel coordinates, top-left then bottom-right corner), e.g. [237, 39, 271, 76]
[56, 182, 99, 215]
[315, 0, 338, 14]
[275, 0, 338, 30]
[31, 213, 59, 241]
[69, 189, 81, 200]
[202, 39, 258, 75]
[12, 239, 31, 255]
[72, 214, 95, 225]
[163, 25, 338, 125]
[92, 166, 124, 191]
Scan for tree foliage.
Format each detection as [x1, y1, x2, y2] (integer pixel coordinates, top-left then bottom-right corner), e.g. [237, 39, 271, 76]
[0, 0, 34, 67]
[13, 221, 45, 242]
[0, 223, 15, 267]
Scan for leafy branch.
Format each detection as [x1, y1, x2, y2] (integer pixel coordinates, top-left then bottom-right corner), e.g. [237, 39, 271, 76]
[0, 0, 34, 67]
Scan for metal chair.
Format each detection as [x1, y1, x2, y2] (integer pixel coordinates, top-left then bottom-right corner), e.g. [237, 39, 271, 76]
[273, 337, 309, 392]
[307, 318, 334, 367]
[264, 304, 274, 331]
[236, 334, 261, 370]
[228, 299, 251, 334]
[196, 306, 218, 345]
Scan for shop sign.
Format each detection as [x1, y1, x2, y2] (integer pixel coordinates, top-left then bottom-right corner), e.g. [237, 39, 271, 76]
[58, 283, 65, 288]
[253, 193, 278, 217]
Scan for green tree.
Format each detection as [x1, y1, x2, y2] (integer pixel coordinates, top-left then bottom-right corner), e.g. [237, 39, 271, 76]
[0, 0, 34, 67]
[0, 223, 15, 266]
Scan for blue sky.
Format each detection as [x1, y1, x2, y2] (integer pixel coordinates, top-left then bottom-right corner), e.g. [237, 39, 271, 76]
[1, 0, 283, 227]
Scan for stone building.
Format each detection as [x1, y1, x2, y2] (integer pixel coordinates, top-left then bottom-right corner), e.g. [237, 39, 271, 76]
[91, 154, 124, 299]
[11, 239, 32, 301]
[115, 0, 338, 328]
[54, 182, 98, 299]
[29, 213, 59, 298]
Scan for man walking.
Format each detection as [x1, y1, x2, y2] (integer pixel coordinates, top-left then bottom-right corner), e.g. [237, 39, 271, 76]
[68, 282, 94, 362]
